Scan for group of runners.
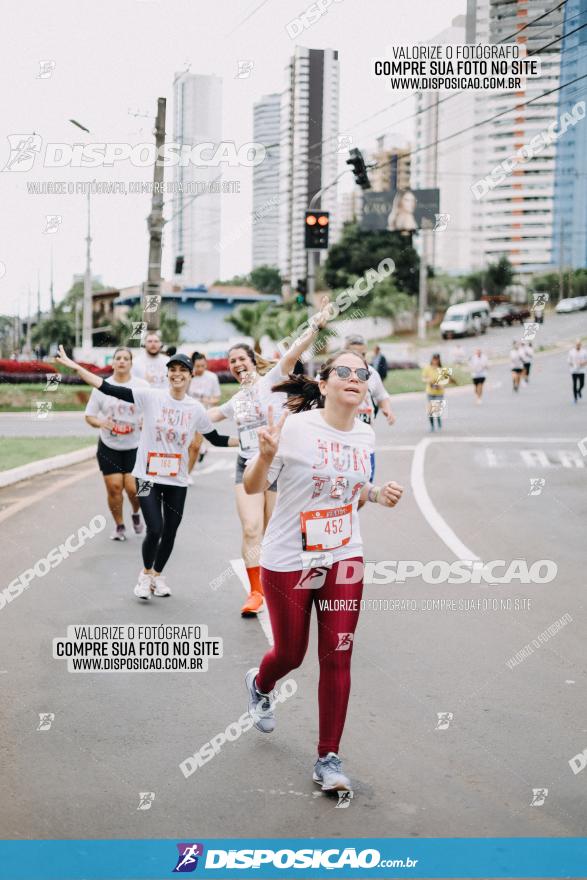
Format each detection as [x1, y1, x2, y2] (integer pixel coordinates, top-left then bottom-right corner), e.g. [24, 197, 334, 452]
[56, 308, 403, 792]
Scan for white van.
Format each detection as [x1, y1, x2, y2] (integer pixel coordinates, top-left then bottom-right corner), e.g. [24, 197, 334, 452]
[440, 301, 490, 339]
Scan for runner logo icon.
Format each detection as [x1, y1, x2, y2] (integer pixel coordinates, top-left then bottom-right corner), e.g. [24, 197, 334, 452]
[173, 843, 204, 872]
[336, 633, 354, 651]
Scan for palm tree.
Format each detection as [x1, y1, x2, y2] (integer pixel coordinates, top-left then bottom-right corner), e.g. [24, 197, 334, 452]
[110, 304, 184, 347]
[224, 302, 273, 350]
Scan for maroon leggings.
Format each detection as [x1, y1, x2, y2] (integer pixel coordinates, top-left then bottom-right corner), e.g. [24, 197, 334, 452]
[256, 557, 363, 756]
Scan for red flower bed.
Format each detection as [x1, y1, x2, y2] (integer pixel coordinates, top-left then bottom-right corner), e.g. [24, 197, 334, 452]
[0, 359, 57, 374]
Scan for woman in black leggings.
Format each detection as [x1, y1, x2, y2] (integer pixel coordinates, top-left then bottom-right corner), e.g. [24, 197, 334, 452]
[57, 347, 237, 599]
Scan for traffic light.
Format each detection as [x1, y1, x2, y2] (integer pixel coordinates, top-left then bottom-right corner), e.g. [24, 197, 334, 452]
[305, 211, 329, 249]
[295, 278, 307, 305]
[346, 148, 371, 190]
[174, 255, 184, 275]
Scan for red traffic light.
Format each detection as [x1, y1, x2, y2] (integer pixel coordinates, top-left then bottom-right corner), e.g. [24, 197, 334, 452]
[317, 215, 329, 226]
[306, 214, 318, 225]
[305, 210, 330, 249]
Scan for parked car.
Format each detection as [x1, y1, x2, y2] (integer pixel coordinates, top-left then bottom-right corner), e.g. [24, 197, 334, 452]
[555, 296, 587, 314]
[490, 304, 531, 326]
[440, 301, 490, 339]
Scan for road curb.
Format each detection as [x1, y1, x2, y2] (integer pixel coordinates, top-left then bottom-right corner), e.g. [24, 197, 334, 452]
[0, 445, 96, 489]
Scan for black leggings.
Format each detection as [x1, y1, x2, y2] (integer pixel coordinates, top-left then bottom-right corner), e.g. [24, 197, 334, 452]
[136, 480, 187, 573]
[572, 373, 585, 401]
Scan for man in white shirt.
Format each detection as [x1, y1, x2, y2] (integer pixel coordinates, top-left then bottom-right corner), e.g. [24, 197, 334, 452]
[132, 331, 169, 388]
[469, 348, 489, 404]
[568, 339, 587, 403]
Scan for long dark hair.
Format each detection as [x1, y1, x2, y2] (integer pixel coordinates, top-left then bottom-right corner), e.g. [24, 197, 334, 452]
[228, 343, 276, 376]
[272, 350, 369, 413]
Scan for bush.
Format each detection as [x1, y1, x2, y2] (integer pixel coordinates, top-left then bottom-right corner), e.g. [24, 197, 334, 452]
[0, 359, 57, 374]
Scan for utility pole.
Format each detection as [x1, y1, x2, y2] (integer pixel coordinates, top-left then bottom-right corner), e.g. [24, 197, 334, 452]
[558, 216, 564, 304]
[82, 189, 92, 351]
[24, 287, 32, 356]
[418, 235, 429, 340]
[144, 97, 166, 331]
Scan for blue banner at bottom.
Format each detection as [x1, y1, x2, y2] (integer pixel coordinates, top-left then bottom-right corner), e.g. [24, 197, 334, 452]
[0, 838, 586, 879]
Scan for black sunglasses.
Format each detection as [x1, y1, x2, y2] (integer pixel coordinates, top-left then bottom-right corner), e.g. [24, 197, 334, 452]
[330, 365, 370, 382]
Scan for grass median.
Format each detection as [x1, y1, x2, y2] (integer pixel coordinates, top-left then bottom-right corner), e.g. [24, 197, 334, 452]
[0, 436, 96, 472]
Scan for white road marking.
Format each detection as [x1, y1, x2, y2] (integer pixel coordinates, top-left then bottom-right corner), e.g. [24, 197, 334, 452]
[411, 438, 480, 561]
[376, 445, 416, 452]
[230, 557, 274, 646]
[411, 435, 580, 560]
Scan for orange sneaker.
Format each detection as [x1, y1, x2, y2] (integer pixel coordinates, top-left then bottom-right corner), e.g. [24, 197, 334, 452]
[241, 591, 264, 617]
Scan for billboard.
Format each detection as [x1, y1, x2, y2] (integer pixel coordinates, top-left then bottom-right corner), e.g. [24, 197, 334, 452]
[361, 188, 440, 232]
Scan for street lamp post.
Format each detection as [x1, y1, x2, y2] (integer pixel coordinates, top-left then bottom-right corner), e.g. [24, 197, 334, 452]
[82, 188, 92, 351]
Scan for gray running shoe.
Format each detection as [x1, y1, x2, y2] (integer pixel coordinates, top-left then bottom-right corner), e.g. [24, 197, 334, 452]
[245, 668, 275, 733]
[313, 752, 352, 792]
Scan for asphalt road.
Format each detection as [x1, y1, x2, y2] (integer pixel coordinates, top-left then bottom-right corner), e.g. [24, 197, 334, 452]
[0, 342, 585, 842]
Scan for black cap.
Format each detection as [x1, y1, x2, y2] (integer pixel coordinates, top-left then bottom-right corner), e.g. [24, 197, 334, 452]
[166, 353, 193, 372]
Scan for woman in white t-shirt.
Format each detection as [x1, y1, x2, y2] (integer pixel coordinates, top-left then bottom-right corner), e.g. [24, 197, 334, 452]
[85, 347, 149, 541]
[242, 349, 404, 793]
[510, 341, 525, 392]
[468, 348, 489, 404]
[57, 347, 237, 600]
[207, 304, 329, 617]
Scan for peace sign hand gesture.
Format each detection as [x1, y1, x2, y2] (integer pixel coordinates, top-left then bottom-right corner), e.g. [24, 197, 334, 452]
[257, 405, 288, 462]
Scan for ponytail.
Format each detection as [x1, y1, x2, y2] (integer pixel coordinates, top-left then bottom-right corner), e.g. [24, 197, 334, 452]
[271, 374, 324, 413]
[271, 348, 369, 413]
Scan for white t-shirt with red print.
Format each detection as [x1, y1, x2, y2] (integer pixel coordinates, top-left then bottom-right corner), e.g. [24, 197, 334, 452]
[130, 388, 214, 487]
[132, 353, 169, 388]
[219, 363, 287, 458]
[254, 409, 375, 572]
[85, 376, 149, 451]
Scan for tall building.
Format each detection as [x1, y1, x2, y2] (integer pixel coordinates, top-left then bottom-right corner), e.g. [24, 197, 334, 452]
[552, 0, 587, 270]
[469, 0, 564, 276]
[370, 136, 411, 193]
[172, 72, 222, 286]
[278, 47, 340, 292]
[252, 94, 281, 269]
[412, 15, 476, 275]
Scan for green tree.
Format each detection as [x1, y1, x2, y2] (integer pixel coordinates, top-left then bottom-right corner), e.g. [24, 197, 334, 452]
[360, 277, 414, 319]
[109, 304, 184, 347]
[462, 271, 484, 298]
[324, 223, 419, 295]
[225, 301, 273, 349]
[249, 265, 282, 296]
[212, 274, 251, 287]
[532, 271, 559, 293]
[0, 315, 16, 357]
[485, 256, 514, 298]
[31, 304, 76, 352]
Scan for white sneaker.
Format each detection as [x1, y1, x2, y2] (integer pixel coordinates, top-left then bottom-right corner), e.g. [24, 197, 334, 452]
[134, 571, 152, 600]
[187, 474, 194, 486]
[151, 575, 171, 597]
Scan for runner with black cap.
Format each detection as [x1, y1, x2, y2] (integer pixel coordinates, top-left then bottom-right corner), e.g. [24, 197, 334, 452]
[57, 346, 238, 599]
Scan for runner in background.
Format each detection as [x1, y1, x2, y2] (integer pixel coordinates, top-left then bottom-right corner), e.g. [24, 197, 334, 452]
[132, 331, 169, 388]
[510, 341, 525, 393]
[468, 348, 489, 405]
[243, 350, 403, 793]
[521, 340, 534, 384]
[370, 345, 388, 380]
[568, 339, 587, 403]
[422, 353, 453, 431]
[207, 301, 330, 617]
[84, 347, 148, 541]
[187, 352, 222, 477]
[57, 347, 237, 599]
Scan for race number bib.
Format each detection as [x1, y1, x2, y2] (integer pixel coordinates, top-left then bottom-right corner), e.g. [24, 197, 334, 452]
[112, 420, 134, 435]
[357, 404, 373, 425]
[300, 504, 352, 552]
[238, 419, 265, 453]
[146, 452, 182, 477]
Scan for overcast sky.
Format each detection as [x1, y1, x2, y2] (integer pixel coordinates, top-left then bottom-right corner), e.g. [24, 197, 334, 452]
[0, 0, 465, 316]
